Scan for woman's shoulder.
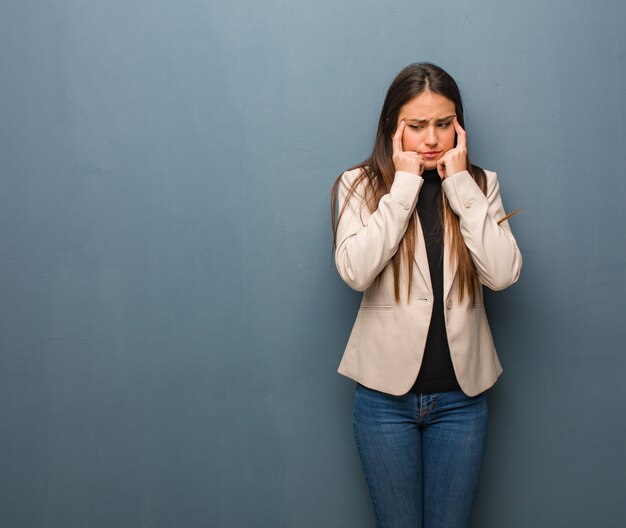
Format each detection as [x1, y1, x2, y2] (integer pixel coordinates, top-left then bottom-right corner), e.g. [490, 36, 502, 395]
[483, 167, 498, 180]
[340, 165, 369, 183]
[335, 165, 380, 208]
[337, 165, 372, 195]
[472, 164, 496, 178]
[483, 167, 501, 193]
[471, 165, 499, 195]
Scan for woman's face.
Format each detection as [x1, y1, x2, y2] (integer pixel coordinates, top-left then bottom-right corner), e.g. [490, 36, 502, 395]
[396, 91, 457, 170]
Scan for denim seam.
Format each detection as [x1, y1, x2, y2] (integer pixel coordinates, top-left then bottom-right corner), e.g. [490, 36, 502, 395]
[353, 418, 385, 526]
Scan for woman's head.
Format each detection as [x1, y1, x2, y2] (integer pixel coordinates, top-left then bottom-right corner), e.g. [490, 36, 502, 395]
[375, 63, 466, 171]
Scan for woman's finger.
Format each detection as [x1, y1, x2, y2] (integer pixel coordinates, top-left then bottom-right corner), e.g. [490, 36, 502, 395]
[392, 120, 405, 155]
[453, 116, 467, 149]
[437, 155, 446, 180]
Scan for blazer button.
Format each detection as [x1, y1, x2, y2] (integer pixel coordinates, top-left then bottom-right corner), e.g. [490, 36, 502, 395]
[446, 299, 452, 309]
[464, 200, 473, 208]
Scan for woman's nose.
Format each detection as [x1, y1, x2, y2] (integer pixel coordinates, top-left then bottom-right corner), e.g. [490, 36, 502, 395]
[424, 127, 438, 146]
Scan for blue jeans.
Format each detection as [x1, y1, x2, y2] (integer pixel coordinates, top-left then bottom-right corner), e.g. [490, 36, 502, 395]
[353, 383, 488, 528]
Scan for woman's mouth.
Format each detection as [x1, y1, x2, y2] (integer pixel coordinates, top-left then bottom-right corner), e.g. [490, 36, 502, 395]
[420, 151, 441, 159]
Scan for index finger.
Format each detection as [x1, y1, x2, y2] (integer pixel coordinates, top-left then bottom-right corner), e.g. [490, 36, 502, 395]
[453, 116, 467, 148]
[392, 120, 405, 155]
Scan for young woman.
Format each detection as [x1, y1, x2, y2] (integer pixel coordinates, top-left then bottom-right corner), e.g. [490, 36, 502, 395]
[330, 63, 522, 528]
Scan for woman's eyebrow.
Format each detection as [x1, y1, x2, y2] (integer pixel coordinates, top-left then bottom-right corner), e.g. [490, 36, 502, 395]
[405, 115, 456, 123]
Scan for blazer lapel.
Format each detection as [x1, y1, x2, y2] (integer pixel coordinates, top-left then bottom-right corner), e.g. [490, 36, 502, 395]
[413, 215, 433, 298]
[443, 206, 457, 301]
[443, 239, 456, 301]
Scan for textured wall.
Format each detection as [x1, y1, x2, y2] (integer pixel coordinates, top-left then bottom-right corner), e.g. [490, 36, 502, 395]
[1, 0, 625, 526]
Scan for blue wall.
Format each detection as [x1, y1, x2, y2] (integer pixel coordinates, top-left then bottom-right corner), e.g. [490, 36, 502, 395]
[1, 1, 625, 526]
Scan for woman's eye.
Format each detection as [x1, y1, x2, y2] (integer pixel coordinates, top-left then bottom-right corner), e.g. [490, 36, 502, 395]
[408, 125, 423, 130]
[437, 121, 452, 128]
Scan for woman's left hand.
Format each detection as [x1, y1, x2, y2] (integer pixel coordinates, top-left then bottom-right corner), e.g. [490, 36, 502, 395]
[437, 117, 467, 180]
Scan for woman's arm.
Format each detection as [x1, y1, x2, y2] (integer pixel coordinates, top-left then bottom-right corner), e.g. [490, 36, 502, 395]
[442, 169, 522, 291]
[334, 168, 422, 291]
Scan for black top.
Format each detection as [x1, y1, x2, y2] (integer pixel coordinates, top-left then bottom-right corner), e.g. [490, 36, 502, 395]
[411, 169, 461, 394]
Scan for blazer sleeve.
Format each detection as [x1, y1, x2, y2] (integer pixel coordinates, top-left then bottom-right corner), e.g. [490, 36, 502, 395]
[442, 169, 522, 291]
[334, 168, 423, 292]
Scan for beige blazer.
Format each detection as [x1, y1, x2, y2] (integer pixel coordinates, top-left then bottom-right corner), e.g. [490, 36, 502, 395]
[335, 168, 522, 397]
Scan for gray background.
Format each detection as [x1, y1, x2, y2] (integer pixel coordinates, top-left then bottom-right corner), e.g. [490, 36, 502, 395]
[1, 0, 625, 527]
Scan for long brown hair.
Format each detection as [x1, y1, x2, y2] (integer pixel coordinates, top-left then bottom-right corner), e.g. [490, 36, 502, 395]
[331, 63, 487, 303]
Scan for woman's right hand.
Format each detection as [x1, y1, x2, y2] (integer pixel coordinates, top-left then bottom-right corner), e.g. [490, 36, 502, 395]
[392, 120, 425, 176]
